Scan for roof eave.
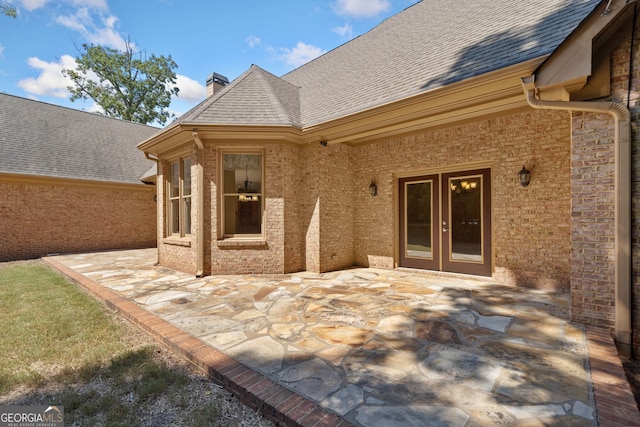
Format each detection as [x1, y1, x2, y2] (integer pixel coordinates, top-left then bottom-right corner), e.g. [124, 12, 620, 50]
[0, 171, 154, 190]
[138, 122, 305, 156]
[300, 57, 545, 145]
[532, 0, 637, 100]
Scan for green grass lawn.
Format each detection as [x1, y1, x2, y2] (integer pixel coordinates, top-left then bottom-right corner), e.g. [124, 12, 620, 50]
[0, 262, 272, 426]
[0, 263, 143, 392]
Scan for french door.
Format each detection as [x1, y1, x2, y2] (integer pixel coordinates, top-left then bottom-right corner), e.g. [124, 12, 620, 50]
[399, 168, 491, 276]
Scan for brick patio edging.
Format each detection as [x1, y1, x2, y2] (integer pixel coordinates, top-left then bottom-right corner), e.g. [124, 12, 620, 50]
[586, 327, 640, 426]
[42, 257, 353, 427]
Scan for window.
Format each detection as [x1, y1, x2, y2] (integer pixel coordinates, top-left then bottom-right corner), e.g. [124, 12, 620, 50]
[222, 152, 263, 237]
[167, 158, 191, 237]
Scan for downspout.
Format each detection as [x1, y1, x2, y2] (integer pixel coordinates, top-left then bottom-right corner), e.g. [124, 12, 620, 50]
[144, 152, 161, 267]
[521, 76, 632, 357]
[145, 152, 158, 163]
[192, 130, 205, 278]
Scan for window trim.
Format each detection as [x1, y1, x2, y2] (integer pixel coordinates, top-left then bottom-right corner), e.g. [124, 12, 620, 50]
[220, 149, 265, 240]
[166, 156, 192, 239]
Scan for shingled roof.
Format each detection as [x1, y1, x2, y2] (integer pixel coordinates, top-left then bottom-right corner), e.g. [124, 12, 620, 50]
[176, 65, 301, 127]
[174, 0, 601, 129]
[0, 93, 159, 185]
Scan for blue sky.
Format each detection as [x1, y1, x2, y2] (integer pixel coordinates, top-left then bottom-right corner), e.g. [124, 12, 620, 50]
[0, 0, 419, 125]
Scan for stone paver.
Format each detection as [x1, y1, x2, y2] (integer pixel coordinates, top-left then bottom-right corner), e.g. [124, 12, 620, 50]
[43, 248, 640, 426]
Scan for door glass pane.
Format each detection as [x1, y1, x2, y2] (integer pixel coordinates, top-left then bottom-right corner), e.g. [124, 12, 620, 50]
[449, 176, 482, 262]
[405, 181, 432, 258]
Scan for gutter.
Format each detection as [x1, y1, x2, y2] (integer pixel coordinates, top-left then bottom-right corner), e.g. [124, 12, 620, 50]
[192, 130, 205, 278]
[145, 152, 158, 163]
[521, 76, 632, 357]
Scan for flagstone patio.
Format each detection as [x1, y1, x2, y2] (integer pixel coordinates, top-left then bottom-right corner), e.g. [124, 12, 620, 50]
[43, 248, 639, 426]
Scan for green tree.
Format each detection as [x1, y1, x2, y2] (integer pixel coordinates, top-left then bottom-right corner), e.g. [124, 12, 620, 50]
[1, 4, 17, 17]
[63, 40, 179, 125]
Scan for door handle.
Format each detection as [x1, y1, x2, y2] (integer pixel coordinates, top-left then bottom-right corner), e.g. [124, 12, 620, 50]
[442, 221, 448, 232]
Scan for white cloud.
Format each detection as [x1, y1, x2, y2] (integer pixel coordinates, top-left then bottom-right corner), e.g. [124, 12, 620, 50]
[18, 0, 107, 11]
[280, 42, 325, 68]
[333, 23, 353, 38]
[55, 7, 127, 50]
[85, 101, 103, 113]
[71, 0, 108, 9]
[17, 54, 77, 98]
[167, 107, 183, 120]
[174, 74, 205, 104]
[0, 43, 4, 57]
[55, 7, 90, 32]
[19, 0, 50, 11]
[246, 35, 261, 49]
[332, 0, 390, 18]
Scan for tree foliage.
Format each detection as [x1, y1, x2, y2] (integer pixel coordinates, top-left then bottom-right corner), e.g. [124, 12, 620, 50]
[1, 4, 17, 17]
[63, 40, 179, 125]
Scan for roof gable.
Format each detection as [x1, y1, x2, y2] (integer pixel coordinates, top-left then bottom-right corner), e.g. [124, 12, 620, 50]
[0, 93, 159, 184]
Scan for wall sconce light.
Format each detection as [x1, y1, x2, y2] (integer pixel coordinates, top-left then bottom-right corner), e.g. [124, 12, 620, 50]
[369, 182, 378, 197]
[518, 165, 530, 187]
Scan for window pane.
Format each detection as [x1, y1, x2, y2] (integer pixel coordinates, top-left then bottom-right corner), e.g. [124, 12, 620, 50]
[183, 158, 191, 196]
[170, 161, 180, 197]
[224, 195, 262, 235]
[170, 199, 180, 234]
[224, 196, 238, 235]
[222, 153, 263, 237]
[223, 154, 262, 194]
[184, 197, 191, 235]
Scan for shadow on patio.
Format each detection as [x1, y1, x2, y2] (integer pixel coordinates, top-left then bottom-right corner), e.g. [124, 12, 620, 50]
[43, 248, 618, 426]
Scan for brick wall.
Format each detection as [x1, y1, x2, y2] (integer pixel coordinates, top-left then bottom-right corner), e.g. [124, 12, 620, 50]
[156, 109, 573, 288]
[352, 108, 572, 289]
[283, 144, 305, 273]
[0, 177, 156, 262]
[570, 111, 616, 329]
[319, 143, 355, 272]
[606, 25, 640, 353]
[195, 143, 290, 275]
[301, 143, 321, 272]
[569, 24, 640, 353]
[156, 153, 198, 274]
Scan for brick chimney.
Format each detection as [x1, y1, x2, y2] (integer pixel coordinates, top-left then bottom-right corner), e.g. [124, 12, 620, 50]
[206, 72, 229, 97]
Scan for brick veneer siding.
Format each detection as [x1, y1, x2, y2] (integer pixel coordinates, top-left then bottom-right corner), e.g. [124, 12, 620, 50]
[157, 109, 572, 288]
[622, 24, 640, 358]
[570, 111, 616, 329]
[352, 109, 572, 290]
[568, 25, 640, 355]
[284, 144, 307, 273]
[318, 143, 355, 272]
[157, 143, 294, 275]
[0, 177, 156, 262]
[156, 152, 198, 275]
[600, 26, 640, 354]
[301, 143, 321, 272]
